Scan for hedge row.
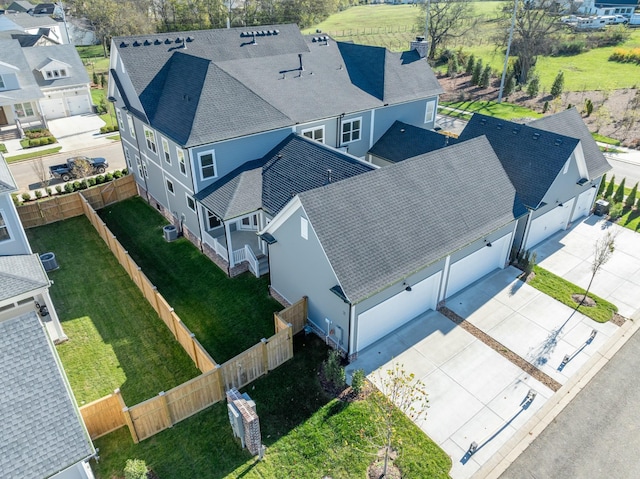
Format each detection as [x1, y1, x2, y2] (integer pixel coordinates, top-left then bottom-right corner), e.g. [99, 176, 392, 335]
[100, 125, 120, 134]
[609, 48, 640, 65]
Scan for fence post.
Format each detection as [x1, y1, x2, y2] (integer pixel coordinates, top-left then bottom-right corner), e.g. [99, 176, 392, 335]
[303, 295, 308, 322]
[190, 333, 199, 370]
[158, 391, 173, 428]
[215, 364, 225, 399]
[115, 388, 139, 444]
[261, 338, 269, 372]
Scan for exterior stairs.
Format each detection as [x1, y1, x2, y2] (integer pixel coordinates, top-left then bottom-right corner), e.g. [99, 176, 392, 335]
[256, 254, 269, 277]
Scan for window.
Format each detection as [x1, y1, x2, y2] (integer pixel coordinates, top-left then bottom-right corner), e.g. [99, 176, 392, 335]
[425, 100, 436, 124]
[207, 211, 221, 230]
[199, 151, 216, 180]
[161, 137, 170, 164]
[14, 102, 34, 118]
[127, 115, 136, 139]
[124, 147, 132, 169]
[136, 156, 147, 178]
[177, 149, 186, 175]
[166, 179, 174, 195]
[186, 195, 195, 211]
[144, 127, 157, 154]
[0, 75, 4, 89]
[116, 109, 124, 130]
[300, 217, 308, 240]
[302, 126, 325, 144]
[0, 211, 11, 242]
[44, 69, 68, 79]
[341, 118, 361, 144]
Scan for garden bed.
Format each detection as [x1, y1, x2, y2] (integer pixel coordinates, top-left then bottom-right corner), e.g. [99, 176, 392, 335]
[21, 128, 57, 149]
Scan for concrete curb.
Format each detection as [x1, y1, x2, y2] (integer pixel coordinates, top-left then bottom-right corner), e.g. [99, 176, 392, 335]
[473, 310, 640, 479]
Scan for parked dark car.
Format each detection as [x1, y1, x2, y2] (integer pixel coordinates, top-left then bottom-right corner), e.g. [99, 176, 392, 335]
[49, 156, 109, 182]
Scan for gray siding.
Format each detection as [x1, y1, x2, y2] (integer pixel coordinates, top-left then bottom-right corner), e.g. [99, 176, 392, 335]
[268, 204, 350, 350]
[541, 153, 585, 208]
[0, 194, 32, 256]
[371, 96, 439, 148]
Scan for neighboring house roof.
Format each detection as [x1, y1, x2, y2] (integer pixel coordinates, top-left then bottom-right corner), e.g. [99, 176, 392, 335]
[368, 120, 460, 163]
[32, 3, 56, 15]
[528, 107, 611, 180]
[0, 312, 94, 478]
[22, 43, 90, 87]
[0, 39, 44, 106]
[0, 254, 49, 301]
[296, 136, 527, 304]
[0, 153, 18, 193]
[196, 134, 375, 219]
[458, 114, 579, 210]
[0, 29, 57, 46]
[112, 25, 442, 147]
[0, 11, 58, 28]
[6, 1, 35, 12]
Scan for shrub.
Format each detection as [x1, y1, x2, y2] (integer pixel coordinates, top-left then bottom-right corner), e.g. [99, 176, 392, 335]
[124, 459, 147, 479]
[95, 175, 105, 184]
[504, 74, 516, 97]
[447, 55, 460, 77]
[542, 101, 549, 113]
[11, 193, 19, 205]
[471, 59, 483, 86]
[55, 185, 63, 194]
[550, 71, 564, 98]
[585, 98, 594, 117]
[527, 76, 540, 97]
[553, 40, 585, 56]
[113, 170, 122, 179]
[63, 182, 73, 194]
[93, 71, 98, 85]
[613, 178, 626, 204]
[122, 168, 129, 175]
[609, 47, 640, 64]
[21, 192, 31, 201]
[88, 177, 97, 186]
[626, 182, 638, 208]
[604, 174, 615, 198]
[323, 349, 345, 387]
[100, 72, 106, 88]
[34, 189, 43, 199]
[46, 187, 52, 196]
[105, 172, 114, 182]
[480, 64, 492, 88]
[609, 202, 624, 220]
[72, 181, 82, 191]
[597, 173, 607, 197]
[351, 369, 366, 395]
[465, 54, 475, 75]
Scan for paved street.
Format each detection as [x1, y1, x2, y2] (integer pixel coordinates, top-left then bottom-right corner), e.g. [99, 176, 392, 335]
[607, 155, 640, 186]
[500, 325, 640, 479]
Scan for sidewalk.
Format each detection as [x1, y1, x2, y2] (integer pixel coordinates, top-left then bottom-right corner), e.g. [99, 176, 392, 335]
[600, 142, 640, 166]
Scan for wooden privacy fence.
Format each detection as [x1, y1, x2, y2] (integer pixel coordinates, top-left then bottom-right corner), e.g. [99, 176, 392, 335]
[275, 296, 307, 335]
[17, 175, 137, 228]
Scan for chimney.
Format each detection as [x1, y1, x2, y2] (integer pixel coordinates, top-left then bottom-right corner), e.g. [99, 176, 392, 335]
[410, 36, 428, 59]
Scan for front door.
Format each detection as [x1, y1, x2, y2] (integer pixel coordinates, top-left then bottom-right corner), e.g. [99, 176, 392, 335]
[0, 107, 7, 126]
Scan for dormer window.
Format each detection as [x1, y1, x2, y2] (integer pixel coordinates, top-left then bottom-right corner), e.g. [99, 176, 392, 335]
[44, 69, 68, 79]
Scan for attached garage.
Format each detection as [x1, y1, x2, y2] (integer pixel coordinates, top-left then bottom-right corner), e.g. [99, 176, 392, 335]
[525, 199, 575, 249]
[356, 271, 442, 352]
[66, 95, 92, 116]
[571, 188, 596, 222]
[446, 233, 512, 298]
[40, 98, 66, 120]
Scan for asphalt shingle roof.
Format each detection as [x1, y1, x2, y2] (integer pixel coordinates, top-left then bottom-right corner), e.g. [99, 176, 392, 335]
[528, 107, 611, 180]
[0, 11, 57, 28]
[0, 154, 18, 193]
[113, 25, 442, 147]
[298, 136, 527, 304]
[0, 313, 93, 478]
[0, 39, 43, 105]
[22, 43, 90, 88]
[369, 121, 459, 163]
[0, 254, 49, 301]
[196, 134, 375, 219]
[458, 114, 579, 209]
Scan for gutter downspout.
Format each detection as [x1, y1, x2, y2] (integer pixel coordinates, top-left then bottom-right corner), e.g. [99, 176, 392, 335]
[348, 303, 356, 361]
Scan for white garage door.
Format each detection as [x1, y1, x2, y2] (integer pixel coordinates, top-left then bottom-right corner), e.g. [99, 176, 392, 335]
[40, 98, 66, 120]
[66, 95, 92, 116]
[446, 233, 512, 298]
[357, 271, 441, 352]
[571, 188, 596, 222]
[526, 198, 575, 249]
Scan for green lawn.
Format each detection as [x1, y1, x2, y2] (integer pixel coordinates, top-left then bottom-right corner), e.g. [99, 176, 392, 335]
[440, 100, 542, 120]
[26, 217, 200, 405]
[528, 266, 618, 323]
[98, 197, 283, 363]
[5, 147, 62, 163]
[90, 88, 117, 127]
[77, 45, 110, 74]
[592, 132, 622, 145]
[619, 207, 640, 232]
[92, 335, 452, 479]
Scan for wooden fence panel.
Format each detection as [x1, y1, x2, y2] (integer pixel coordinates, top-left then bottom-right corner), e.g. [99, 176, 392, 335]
[156, 295, 176, 335]
[173, 317, 196, 362]
[140, 273, 159, 314]
[165, 369, 224, 424]
[80, 392, 125, 440]
[82, 187, 105, 210]
[128, 395, 172, 442]
[277, 297, 307, 335]
[220, 342, 266, 392]
[267, 327, 293, 371]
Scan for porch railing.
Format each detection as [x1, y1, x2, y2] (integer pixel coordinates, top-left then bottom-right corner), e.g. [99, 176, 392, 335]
[211, 236, 228, 261]
[232, 244, 259, 278]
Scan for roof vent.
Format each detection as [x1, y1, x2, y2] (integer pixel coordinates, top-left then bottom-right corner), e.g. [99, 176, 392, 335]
[186, 36, 194, 42]
[175, 37, 182, 43]
[326, 169, 333, 184]
[533, 132, 540, 140]
[154, 39, 161, 45]
[120, 41, 128, 47]
[479, 118, 487, 125]
[133, 40, 140, 47]
[312, 37, 318, 42]
[554, 138, 563, 146]
[496, 123, 503, 129]
[144, 39, 151, 45]
[400, 128, 405, 133]
[512, 127, 520, 134]
[274, 29, 279, 35]
[164, 38, 171, 44]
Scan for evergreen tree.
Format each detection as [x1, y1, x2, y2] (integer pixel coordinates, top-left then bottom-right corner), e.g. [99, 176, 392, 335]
[480, 64, 492, 88]
[613, 177, 626, 204]
[550, 71, 565, 98]
[472, 59, 483, 86]
[625, 182, 637, 208]
[465, 54, 475, 75]
[447, 55, 460, 77]
[527, 76, 540, 97]
[597, 174, 607, 197]
[604, 174, 615, 199]
[504, 74, 516, 97]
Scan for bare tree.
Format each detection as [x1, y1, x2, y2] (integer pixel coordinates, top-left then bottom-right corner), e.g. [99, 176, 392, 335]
[71, 158, 94, 188]
[369, 362, 429, 478]
[31, 158, 50, 189]
[578, 230, 617, 309]
[417, 0, 477, 60]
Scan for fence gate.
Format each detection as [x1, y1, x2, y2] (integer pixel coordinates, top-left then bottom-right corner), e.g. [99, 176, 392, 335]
[38, 197, 65, 224]
[101, 181, 117, 206]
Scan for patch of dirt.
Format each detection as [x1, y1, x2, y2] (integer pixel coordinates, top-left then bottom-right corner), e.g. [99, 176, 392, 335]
[611, 313, 627, 327]
[572, 293, 597, 307]
[368, 448, 402, 479]
[438, 73, 640, 148]
[518, 270, 536, 283]
[318, 364, 373, 402]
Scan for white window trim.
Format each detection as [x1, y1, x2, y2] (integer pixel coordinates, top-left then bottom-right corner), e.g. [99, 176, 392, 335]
[300, 217, 308, 240]
[161, 137, 171, 164]
[186, 194, 196, 211]
[116, 109, 124, 130]
[124, 146, 132, 169]
[425, 99, 436, 124]
[144, 126, 157, 154]
[166, 178, 175, 195]
[301, 125, 325, 144]
[198, 150, 217, 181]
[0, 210, 13, 243]
[14, 102, 34, 118]
[127, 114, 136, 139]
[341, 117, 362, 145]
[206, 210, 222, 230]
[177, 149, 187, 176]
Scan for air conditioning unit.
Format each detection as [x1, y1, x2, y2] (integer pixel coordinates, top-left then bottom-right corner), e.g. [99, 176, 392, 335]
[163, 225, 178, 242]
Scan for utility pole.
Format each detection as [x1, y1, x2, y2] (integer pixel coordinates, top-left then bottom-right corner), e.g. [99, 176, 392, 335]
[498, 0, 519, 103]
[425, 0, 431, 50]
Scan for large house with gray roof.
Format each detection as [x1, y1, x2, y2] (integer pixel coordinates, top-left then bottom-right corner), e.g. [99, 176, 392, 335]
[1, 152, 95, 478]
[109, 24, 442, 277]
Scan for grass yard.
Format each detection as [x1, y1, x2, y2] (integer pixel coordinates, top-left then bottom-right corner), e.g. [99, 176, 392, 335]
[98, 197, 283, 363]
[5, 147, 62, 163]
[90, 88, 117, 128]
[440, 99, 542, 120]
[92, 335, 451, 479]
[619, 207, 640, 232]
[528, 266, 618, 323]
[77, 45, 110, 74]
[26, 217, 200, 405]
